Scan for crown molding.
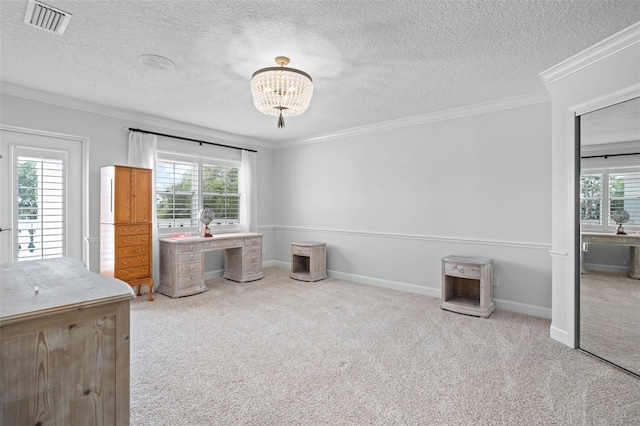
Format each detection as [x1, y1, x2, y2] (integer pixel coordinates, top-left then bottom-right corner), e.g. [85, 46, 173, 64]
[276, 91, 550, 149]
[540, 21, 640, 91]
[0, 82, 270, 150]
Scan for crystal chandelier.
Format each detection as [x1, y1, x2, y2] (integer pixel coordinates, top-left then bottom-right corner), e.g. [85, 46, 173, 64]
[250, 56, 314, 129]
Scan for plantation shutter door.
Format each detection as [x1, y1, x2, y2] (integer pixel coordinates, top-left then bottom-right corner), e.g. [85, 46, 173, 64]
[13, 146, 67, 261]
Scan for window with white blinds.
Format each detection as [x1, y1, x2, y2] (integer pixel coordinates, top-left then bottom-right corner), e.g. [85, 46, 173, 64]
[15, 149, 66, 261]
[156, 152, 241, 232]
[580, 167, 640, 231]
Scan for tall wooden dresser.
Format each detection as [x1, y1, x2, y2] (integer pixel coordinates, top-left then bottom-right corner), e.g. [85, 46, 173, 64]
[100, 165, 154, 300]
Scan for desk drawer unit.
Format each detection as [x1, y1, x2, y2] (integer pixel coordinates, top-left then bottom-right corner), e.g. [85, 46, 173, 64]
[158, 240, 206, 298]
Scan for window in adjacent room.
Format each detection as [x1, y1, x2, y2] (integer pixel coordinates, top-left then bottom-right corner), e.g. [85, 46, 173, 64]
[580, 167, 640, 231]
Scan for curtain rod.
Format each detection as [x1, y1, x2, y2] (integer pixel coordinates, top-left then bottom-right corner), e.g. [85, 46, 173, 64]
[581, 152, 640, 159]
[128, 128, 257, 153]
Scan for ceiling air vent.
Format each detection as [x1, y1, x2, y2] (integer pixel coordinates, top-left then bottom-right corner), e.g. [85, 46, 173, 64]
[23, 0, 72, 35]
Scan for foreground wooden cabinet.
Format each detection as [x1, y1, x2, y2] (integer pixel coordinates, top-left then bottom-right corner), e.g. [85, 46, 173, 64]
[101, 165, 154, 300]
[1, 258, 134, 426]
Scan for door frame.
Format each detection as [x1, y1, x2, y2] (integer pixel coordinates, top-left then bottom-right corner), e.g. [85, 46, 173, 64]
[0, 125, 89, 266]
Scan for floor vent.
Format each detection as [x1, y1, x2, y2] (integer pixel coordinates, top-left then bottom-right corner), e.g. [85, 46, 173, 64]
[23, 0, 72, 35]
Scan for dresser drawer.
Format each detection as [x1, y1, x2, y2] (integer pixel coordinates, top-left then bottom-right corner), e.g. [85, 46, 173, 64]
[117, 234, 149, 247]
[207, 238, 243, 250]
[115, 264, 150, 280]
[292, 245, 310, 256]
[244, 243, 261, 254]
[179, 251, 202, 263]
[444, 262, 481, 279]
[116, 224, 150, 236]
[116, 255, 149, 269]
[244, 263, 262, 274]
[178, 242, 202, 253]
[244, 237, 261, 245]
[178, 274, 204, 290]
[244, 252, 261, 266]
[179, 262, 202, 276]
[117, 245, 149, 257]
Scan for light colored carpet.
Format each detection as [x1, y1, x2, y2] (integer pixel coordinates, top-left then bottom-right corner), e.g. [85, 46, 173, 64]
[130, 267, 640, 425]
[580, 271, 640, 375]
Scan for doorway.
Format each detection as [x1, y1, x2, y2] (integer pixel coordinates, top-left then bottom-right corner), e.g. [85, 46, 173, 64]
[576, 97, 640, 378]
[0, 127, 85, 264]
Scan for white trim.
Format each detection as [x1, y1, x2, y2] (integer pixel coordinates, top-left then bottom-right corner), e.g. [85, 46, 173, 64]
[1, 83, 550, 151]
[274, 225, 550, 251]
[540, 21, 640, 90]
[278, 92, 550, 148]
[550, 325, 570, 347]
[272, 261, 550, 318]
[572, 85, 640, 116]
[0, 83, 267, 150]
[494, 298, 552, 319]
[0, 125, 89, 267]
[548, 250, 568, 257]
[583, 263, 629, 274]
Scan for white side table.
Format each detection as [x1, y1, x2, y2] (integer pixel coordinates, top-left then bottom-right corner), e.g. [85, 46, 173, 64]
[290, 241, 327, 282]
[440, 255, 494, 318]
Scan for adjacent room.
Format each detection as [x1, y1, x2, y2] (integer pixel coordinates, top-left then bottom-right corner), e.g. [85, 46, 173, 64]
[1, 1, 639, 424]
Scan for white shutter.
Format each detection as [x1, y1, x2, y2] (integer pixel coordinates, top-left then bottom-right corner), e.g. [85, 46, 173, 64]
[14, 147, 66, 261]
[156, 154, 199, 229]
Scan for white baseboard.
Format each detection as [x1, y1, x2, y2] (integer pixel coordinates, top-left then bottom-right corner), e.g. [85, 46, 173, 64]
[203, 269, 225, 281]
[494, 298, 552, 319]
[550, 325, 571, 346]
[269, 261, 550, 318]
[583, 263, 629, 274]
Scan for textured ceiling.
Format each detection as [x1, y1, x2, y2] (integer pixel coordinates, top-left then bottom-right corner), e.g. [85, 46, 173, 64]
[1, 0, 639, 144]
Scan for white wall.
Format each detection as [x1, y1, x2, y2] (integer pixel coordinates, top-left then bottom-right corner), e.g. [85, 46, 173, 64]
[541, 22, 640, 346]
[0, 92, 275, 281]
[274, 101, 553, 317]
[1, 89, 554, 318]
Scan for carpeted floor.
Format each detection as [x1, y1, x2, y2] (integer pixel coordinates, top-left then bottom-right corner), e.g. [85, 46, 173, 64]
[580, 271, 640, 375]
[130, 267, 640, 425]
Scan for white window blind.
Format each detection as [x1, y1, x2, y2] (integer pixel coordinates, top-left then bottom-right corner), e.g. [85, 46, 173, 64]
[580, 167, 640, 231]
[202, 163, 239, 225]
[609, 171, 640, 227]
[156, 157, 199, 229]
[580, 173, 602, 226]
[15, 148, 66, 261]
[156, 152, 241, 232]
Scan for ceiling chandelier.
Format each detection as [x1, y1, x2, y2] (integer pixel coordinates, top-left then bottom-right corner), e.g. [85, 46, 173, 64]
[250, 56, 314, 129]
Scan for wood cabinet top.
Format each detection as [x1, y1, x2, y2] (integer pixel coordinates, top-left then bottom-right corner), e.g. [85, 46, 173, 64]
[1, 257, 135, 325]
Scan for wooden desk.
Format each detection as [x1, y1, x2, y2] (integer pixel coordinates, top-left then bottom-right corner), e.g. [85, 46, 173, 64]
[158, 232, 264, 298]
[581, 232, 640, 279]
[1, 257, 135, 426]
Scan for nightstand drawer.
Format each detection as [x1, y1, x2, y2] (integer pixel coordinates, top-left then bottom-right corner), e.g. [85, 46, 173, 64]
[444, 263, 481, 279]
[292, 245, 310, 256]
